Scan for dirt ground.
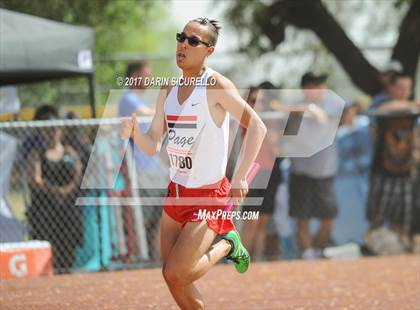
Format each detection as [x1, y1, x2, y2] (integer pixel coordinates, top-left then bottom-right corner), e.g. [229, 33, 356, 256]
[1, 255, 419, 310]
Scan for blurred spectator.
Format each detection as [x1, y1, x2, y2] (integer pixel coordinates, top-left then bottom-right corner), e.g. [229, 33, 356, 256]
[64, 111, 118, 271]
[287, 72, 340, 259]
[369, 60, 403, 110]
[26, 119, 83, 273]
[62, 111, 91, 168]
[334, 102, 372, 245]
[118, 62, 157, 176]
[0, 86, 24, 241]
[21, 105, 58, 160]
[340, 101, 357, 127]
[371, 72, 413, 108]
[0, 131, 25, 242]
[74, 125, 123, 271]
[119, 61, 154, 116]
[366, 72, 419, 251]
[0, 86, 20, 116]
[241, 83, 283, 261]
[118, 61, 166, 262]
[381, 60, 403, 86]
[337, 101, 373, 176]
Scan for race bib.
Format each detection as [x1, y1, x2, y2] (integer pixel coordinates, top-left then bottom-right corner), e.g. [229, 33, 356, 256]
[166, 128, 195, 176]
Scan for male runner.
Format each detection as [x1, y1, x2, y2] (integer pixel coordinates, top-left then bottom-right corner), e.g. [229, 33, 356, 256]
[120, 17, 267, 309]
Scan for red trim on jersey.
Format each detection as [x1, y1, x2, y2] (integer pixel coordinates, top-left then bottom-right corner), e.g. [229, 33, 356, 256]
[166, 115, 197, 122]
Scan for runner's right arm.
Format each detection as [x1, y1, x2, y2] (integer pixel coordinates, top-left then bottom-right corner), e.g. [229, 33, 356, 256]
[120, 86, 170, 156]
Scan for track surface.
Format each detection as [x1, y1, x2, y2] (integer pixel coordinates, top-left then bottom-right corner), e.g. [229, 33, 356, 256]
[1, 255, 419, 309]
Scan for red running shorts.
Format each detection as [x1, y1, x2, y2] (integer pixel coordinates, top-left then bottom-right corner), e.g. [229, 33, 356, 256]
[163, 176, 235, 234]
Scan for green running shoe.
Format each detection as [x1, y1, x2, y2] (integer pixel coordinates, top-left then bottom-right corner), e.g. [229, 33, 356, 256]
[223, 230, 250, 273]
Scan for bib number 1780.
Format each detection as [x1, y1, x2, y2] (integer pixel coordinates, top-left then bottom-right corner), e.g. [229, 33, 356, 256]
[169, 154, 192, 169]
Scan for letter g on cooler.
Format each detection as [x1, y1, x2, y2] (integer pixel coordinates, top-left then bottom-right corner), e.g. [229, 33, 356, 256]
[9, 253, 28, 277]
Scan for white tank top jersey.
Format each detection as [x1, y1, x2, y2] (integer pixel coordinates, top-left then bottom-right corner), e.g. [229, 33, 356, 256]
[164, 67, 229, 188]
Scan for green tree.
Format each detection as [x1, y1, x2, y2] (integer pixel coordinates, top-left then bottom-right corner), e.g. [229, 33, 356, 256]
[0, 0, 175, 106]
[225, 0, 420, 96]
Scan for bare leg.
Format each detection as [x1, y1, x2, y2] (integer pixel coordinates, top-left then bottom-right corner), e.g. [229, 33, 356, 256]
[160, 211, 182, 262]
[163, 220, 228, 309]
[253, 214, 270, 260]
[313, 218, 334, 249]
[297, 219, 311, 250]
[161, 211, 192, 308]
[189, 238, 231, 282]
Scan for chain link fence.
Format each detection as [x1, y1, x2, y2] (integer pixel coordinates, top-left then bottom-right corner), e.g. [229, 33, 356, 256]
[1, 111, 419, 274]
[1, 118, 169, 274]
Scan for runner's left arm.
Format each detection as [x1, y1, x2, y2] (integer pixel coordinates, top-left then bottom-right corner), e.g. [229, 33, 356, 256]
[209, 74, 267, 203]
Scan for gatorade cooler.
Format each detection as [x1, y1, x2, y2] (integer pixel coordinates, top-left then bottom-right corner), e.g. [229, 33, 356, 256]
[0, 240, 53, 279]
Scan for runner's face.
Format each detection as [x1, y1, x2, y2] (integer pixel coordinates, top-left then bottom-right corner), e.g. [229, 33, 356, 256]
[176, 22, 214, 69]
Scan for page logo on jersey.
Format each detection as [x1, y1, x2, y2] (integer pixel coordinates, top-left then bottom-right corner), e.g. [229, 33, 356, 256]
[166, 114, 198, 147]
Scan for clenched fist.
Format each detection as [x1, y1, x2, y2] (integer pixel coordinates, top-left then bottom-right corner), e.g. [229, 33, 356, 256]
[229, 176, 249, 207]
[120, 113, 137, 139]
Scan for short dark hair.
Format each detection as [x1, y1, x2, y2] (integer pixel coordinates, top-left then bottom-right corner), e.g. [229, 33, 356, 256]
[258, 81, 276, 90]
[388, 72, 411, 86]
[126, 61, 148, 78]
[300, 72, 327, 87]
[258, 81, 279, 108]
[191, 17, 221, 46]
[33, 105, 58, 120]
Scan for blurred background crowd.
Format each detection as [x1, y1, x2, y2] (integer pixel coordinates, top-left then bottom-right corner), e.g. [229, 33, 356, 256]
[0, 0, 419, 274]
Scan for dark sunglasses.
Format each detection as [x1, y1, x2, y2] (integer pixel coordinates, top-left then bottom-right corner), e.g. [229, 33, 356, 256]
[176, 32, 212, 47]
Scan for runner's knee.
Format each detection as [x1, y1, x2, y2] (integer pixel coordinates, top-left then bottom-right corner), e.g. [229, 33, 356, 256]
[162, 263, 193, 286]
